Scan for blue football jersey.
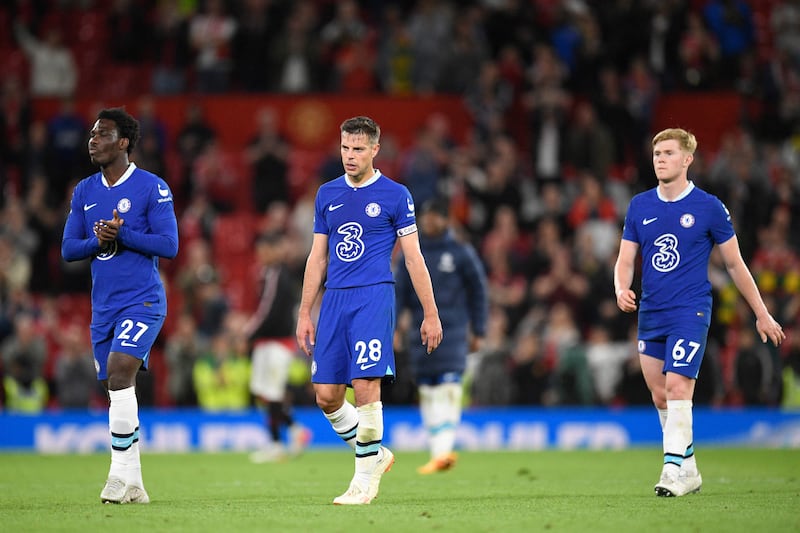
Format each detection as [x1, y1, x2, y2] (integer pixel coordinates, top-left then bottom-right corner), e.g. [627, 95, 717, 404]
[62, 164, 179, 321]
[313, 171, 417, 288]
[621, 182, 734, 315]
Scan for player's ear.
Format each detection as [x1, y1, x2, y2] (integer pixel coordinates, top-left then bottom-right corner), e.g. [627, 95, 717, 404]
[684, 153, 693, 167]
[119, 137, 129, 152]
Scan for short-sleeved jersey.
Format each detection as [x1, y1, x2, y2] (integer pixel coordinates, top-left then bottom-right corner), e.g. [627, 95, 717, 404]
[313, 171, 417, 288]
[621, 182, 735, 316]
[62, 164, 178, 320]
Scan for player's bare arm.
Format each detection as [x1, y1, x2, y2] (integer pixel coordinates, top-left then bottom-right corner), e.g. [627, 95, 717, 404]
[614, 239, 639, 313]
[296, 233, 329, 356]
[399, 232, 442, 353]
[717, 236, 785, 347]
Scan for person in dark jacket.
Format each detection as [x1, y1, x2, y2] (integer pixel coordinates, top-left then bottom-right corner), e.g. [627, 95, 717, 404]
[244, 231, 310, 462]
[395, 197, 489, 473]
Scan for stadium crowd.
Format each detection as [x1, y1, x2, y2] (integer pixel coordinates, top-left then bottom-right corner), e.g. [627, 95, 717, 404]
[1, 0, 799, 412]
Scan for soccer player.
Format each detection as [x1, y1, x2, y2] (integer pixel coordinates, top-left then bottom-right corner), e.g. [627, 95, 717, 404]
[244, 231, 310, 463]
[395, 197, 488, 474]
[614, 127, 784, 497]
[295, 116, 443, 505]
[62, 107, 179, 504]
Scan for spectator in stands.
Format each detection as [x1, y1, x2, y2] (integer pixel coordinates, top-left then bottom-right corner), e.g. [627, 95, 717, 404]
[623, 55, 660, 143]
[375, 4, 415, 95]
[592, 66, 636, 166]
[702, 0, 755, 84]
[507, 324, 549, 405]
[0, 228, 32, 298]
[179, 190, 218, 245]
[481, 205, 533, 277]
[245, 107, 290, 212]
[175, 238, 228, 339]
[564, 100, 615, 181]
[541, 301, 587, 404]
[175, 102, 217, 201]
[530, 243, 590, 325]
[268, 2, 322, 93]
[0, 197, 39, 265]
[164, 312, 207, 407]
[0, 76, 32, 196]
[193, 327, 251, 411]
[319, 0, 368, 89]
[566, 172, 618, 231]
[190, 139, 242, 212]
[438, 8, 490, 95]
[54, 322, 98, 409]
[750, 207, 800, 326]
[780, 326, 800, 408]
[132, 96, 169, 181]
[734, 327, 781, 405]
[464, 60, 514, 144]
[13, 20, 77, 98]
[407, 0, 454, 93]
[150, 0, 192, 95]
[24, 175, 61, 293]
[1, 311, 48, 413]
[189, 0, 238, 93]
[108, 0, 151, 63]
[613, 327, 653, 406]
[771, 0, 800, 66]
[232, 0, 278, 92]
[583, 324, 629, 405]
[678, 11, 721, 91]
[400, 113, 453, 208]
[471, 305, 513, 406]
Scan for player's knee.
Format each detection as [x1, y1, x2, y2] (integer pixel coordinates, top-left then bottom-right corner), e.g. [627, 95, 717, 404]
[315, 393, 341, 413]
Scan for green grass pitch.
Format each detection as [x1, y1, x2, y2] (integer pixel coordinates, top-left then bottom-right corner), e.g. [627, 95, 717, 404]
[1, 448, 798, 532]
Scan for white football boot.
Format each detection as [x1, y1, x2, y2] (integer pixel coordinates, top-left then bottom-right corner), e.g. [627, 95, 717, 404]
[333, 481, 372, 505]
[123, 485, 150, 504]
[368, 446, 395, 500]
[100, 477, 127, 504]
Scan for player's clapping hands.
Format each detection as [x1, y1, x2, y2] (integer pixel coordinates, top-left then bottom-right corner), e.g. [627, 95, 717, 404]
[94, 209, 125, 248]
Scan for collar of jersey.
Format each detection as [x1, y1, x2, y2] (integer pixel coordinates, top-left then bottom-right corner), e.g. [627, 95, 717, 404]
[101, 162, 137, 188]
[657, 180, 694, 202]
[344, 168, 381, 188]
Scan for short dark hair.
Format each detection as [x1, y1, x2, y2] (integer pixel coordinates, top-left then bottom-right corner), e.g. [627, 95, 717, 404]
[421, 197, 449, 217]
[97, 107, 140, 154]
[340, 116, 380, 145]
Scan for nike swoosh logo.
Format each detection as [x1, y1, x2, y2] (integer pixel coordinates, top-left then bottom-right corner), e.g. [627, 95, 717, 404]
[329, 203, 344, 211]
[360, 363, 377, 371]
[84, 203, 98, 211]
[643, 217, 658, 225]
[120, 341, 138, 348]
[673, 362, 689, 367]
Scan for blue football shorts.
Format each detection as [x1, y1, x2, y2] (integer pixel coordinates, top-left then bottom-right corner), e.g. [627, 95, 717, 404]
[637, 309, 710, 379]
[311, 284, 396, 385]
[90, 311, 166, 380]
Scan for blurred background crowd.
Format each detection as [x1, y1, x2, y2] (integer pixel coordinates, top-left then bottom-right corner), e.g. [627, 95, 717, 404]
[1, 0, 799, 413]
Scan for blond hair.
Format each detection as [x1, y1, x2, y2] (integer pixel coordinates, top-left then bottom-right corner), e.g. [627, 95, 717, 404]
[652, 128, 697, 154]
